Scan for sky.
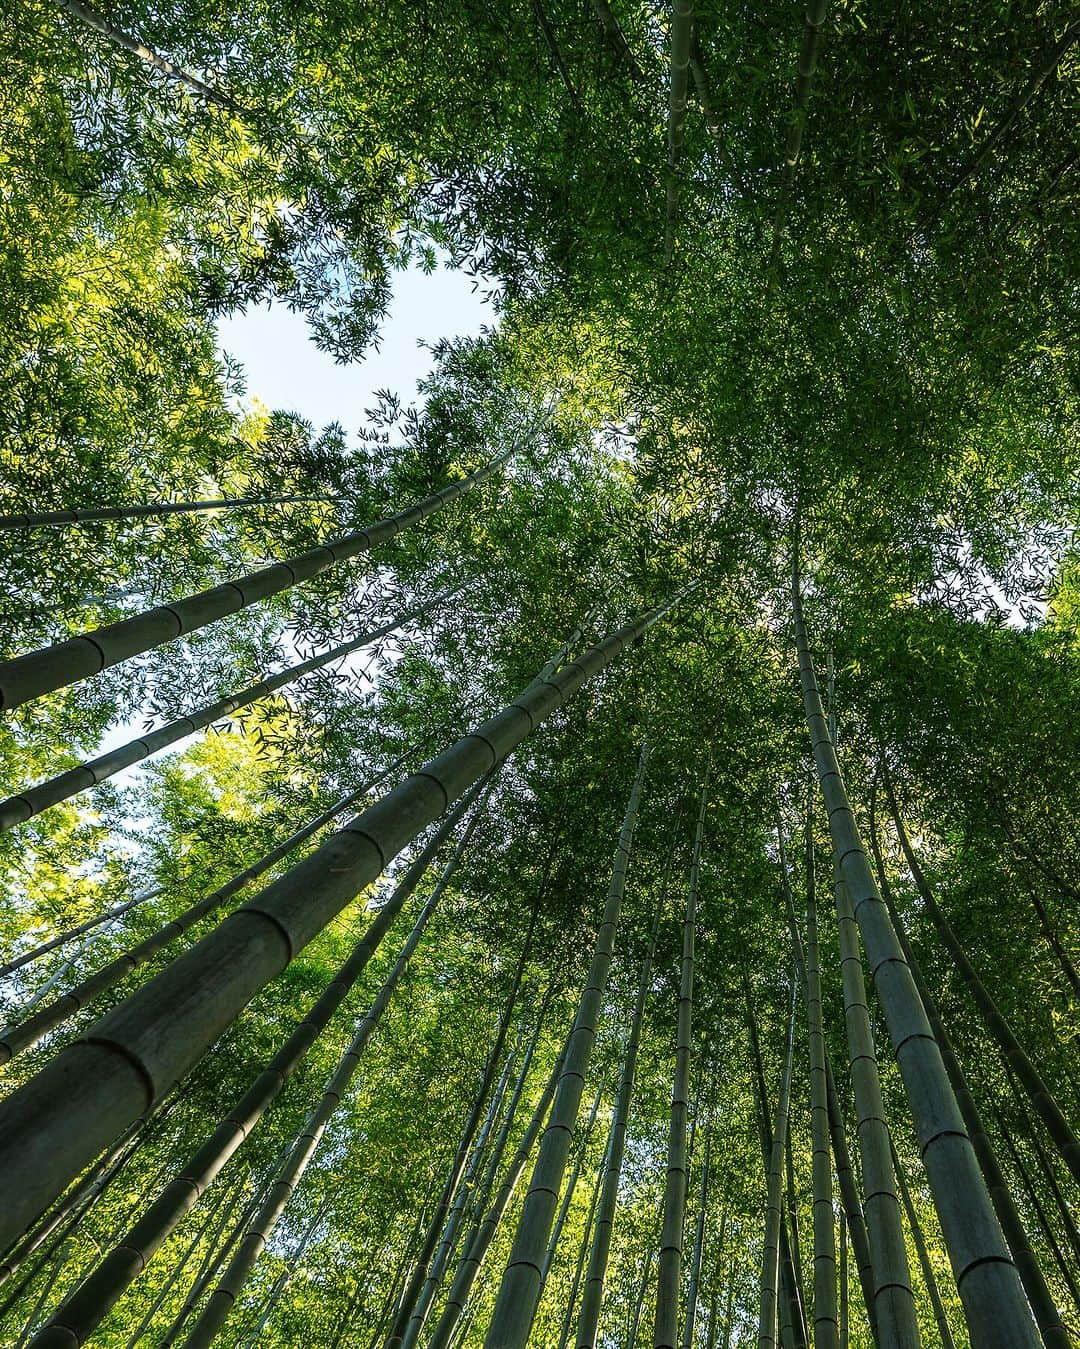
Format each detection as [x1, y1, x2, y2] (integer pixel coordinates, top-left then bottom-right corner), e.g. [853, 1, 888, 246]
[216, 262, 494, 431]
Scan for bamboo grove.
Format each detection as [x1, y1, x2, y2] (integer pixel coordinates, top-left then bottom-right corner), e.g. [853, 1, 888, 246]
[1, 0, 1079, 1345]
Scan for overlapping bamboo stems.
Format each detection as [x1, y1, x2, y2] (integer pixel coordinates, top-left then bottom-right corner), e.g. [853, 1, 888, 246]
[780, 847, 875, 1338]
[793, 550, 1039, 1345]
[236, 1196, 330, 1347]
[888, 1138, 954, 1349]
[0, 432, 530, 711]
[0, 744, 420, 1064]
[575, 878, 668, 1348]
[800, 813, 839, 1349]
[384, 904, 535, 1349]
[832, 866, 919, 1347]
[123, 1170, 249, 1348]
[0, 889, 164, 981]
[681, 1123, 710, 1349]
[743, 969, 809, 1349]
[654, 773, 708, 1349]
[0, 495, 330, 531]
[759, 988, 796, 1349]
[483, 737, 652, 1348]
[557, 1128, 610, 1349]
[0, 587, 452, 833]
[186, 804, 502, 1349]
[883, 767, 1080, 1191]
[627, 1244, 655, 1349]
[1002, 1065, 1080, 1270]
[784, 1133, 807, 1327]
[398, 1049, 519, 1349]
[28, 786, 487, 1347]
[0, 591, 687, 1257]
[541, 1083, 606, 1294]
[866, 786, 1069, 1348]
[426, 1046, 568, 1349]
[664, 0, 695, 263]
[991, 1102, 1080, 1311]
[768, 0, 829, 270]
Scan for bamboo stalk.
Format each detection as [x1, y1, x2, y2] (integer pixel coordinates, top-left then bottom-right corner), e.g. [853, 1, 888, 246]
[0, 495, 330, 530]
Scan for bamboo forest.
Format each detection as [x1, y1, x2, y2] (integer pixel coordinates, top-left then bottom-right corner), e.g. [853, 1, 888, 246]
[1, 0, 1079, 1345]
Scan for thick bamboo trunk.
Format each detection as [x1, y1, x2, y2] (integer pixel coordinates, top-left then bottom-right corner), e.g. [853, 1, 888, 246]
[793, 553, 1039, 1345]
[759, 992, 796, 1349]
[575, 884, 666, 1347]
[884, 769, 1080, 1192]
[426, 1046, 567, 1349]
[183, 837, 487, 1349]
[889, 1139, 955, 1349]
[0, 438, 523, 711]
[0, 594, 686, 1254]
[0, 494, 328, 530]
[28, 790, 486, 1347]
[664, 0, 695, 264]
[0, 589, 448, 833]
[654, 776, 709, 1349]
[482, 738, 652, 1348]
[867, 789, 1071, 1349]
[0, 746, 417, 1064]
[803, 818, 839, 1349]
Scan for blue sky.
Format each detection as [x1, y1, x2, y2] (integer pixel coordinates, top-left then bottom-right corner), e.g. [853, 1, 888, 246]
[216, 262, 494, 431]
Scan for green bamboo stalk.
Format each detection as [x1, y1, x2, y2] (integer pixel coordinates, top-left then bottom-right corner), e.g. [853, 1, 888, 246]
[27, 789, 486, 1347]
[867, 784, 1071, 1349]
[834, 867, 920, 1348]
[803, 816, 839, 1349]
[237, 1196, 330, 1346]
[793, 549, 1039, 1345]
[588, 0, 645, 80]
[541, 1083, 606, 1294]
[883, 768, 1080, 1193]
[0, 747, 417, 1064]
[482, 737, 652, 1348]
[0, 889, 164, 980]
[182, 812, 494, 1349]
[0, 588, 450, 833]
[575, 883, 666, 1348]
[664, 0, 695, 264]
[778, 831, 875, 1338]
[889, 1139, 955, 1349]
[654, 774, 709, 1349]
[680, 1125, 711, 1349]
[0, 599, 684, 1260]
[839, 1215, 848, 1349]
[627, 1244, 655, 1349]
[556, 1126, 610, 1349]
[49, 0, 238, 106]
[0, 495, 330, 530]
[426, 1046, 567, 1349]
[0, 438, 523, 710]
[759, 989, 796, 1349]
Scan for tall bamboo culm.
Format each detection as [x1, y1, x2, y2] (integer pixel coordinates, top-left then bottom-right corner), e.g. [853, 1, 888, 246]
[0, 494, 329, 530]
[0, 744, 421, 1064]
[0, 589, 449, 833]
[803, 814, 839, 1349]
[883, 768, 1080, 1192]
[0, 437, 525, 710]
[758, 990, 796, 1349]
[792, 547, 1040, 1346]
[866, 786, 1071, 1349]
[26, 789, 488, 1347]
[0, 598, 685, 1253]
[654, 774, 708, 1349]
[482, 737, 652, 1349]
